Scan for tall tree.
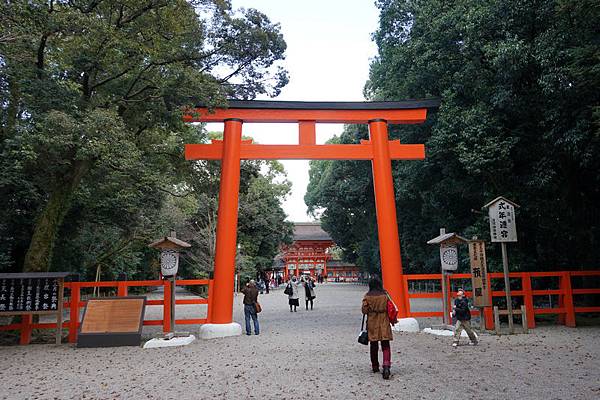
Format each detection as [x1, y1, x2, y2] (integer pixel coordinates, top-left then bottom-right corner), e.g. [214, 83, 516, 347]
[0, 1, 288, 272]
[308, 0, 600, 273]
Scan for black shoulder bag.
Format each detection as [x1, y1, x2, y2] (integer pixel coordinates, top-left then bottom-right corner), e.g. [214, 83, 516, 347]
[358, 314, 369, 345]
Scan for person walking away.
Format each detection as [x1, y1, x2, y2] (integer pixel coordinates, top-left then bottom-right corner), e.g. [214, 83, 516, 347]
[263, 272, 270, 294]
[241, 280, 260, 335]
[361, 277, 393, 380]
[304, 277, 316, 310]
[288, 276, 300, 312]
[452, 288, 477, 346]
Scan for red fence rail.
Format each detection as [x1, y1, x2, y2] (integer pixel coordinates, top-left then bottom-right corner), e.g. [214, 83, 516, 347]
[1, 279, 212, 345]
[2, 271, 599, 344]
[404, 270, 600, 329]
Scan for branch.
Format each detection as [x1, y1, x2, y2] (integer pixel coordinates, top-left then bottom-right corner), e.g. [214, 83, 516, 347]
[90, 66, 135, 91]
[157, 187, 194, 198]
[36, 32, 52, 78]
[218, 60, 253, 83]
[117, 1, 169, 27]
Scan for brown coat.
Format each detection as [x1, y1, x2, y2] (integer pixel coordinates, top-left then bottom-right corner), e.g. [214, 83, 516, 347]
[241, 285, 258, 305]
[362, 292, 393, 341]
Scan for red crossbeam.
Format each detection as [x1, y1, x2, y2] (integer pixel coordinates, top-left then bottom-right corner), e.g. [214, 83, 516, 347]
[183, 107, 427, 124]
[185, 141, 425, 160]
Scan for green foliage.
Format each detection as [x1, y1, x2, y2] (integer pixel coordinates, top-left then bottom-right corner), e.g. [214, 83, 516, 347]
[0, 1, 290, 277]
[308, 0, 600, 273]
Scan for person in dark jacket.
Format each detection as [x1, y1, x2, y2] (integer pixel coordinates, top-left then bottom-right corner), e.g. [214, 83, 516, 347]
[304, 277, 316, 310]
[452, 288, 477, 346]
[241, 280, 260, 335]
[361, 277, 393, 380]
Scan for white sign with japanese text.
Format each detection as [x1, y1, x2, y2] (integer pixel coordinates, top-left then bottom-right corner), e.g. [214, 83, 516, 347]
[488, 199, 517, 242]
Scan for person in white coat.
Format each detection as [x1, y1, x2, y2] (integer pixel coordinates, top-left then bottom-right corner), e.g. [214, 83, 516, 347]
[287, 276, 300, 312]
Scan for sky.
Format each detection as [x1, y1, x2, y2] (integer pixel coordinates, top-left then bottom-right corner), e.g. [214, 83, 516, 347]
[208, 0, 380, 222]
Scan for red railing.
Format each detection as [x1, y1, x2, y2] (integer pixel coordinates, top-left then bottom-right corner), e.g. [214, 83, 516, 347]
[403, 270, 600, 329]
[1, 279, 213, 345]
[3, 271, 599, 344]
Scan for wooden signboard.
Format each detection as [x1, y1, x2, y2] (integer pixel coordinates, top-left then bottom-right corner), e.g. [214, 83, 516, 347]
[77, 296, 146, 348]
[486, 197, 518, 243]
[0, 272, 69, 344]
[468, 240, 490, 307]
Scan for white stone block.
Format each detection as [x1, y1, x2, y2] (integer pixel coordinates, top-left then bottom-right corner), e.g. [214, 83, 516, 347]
[392, 317, 420, 332]
[423, 327, 479, 339]
[199, 322, 242, 339]
[143, 335, 196, 349]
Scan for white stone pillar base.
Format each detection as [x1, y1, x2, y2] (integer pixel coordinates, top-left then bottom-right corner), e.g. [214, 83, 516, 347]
[199, 323, 242, 339]
[392, 317, 420, 333]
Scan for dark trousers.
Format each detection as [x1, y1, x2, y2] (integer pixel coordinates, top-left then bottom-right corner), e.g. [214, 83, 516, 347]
[244, 304, 259, 335]
[370, 340, 391, 368]
[305, 298, 314, 310]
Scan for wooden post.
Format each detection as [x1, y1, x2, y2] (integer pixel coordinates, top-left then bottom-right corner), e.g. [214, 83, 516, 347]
[522, 273, 536, 329]
[170, 276, 176, 331]
[484, 273, 494, 330]
[207, 279, 214, 323]
[561, 272, 576, 327]
[163, 279, 171, 333]
[521, 305, 528, 333]
[402, 276, 411, 317]
[117, 281, 128, 297]
[501, 242, 514, 333]
[56, 278, 64, 344]
[441, 270, 450, 325]
[493, 306, 501, 335]
[68, 282, 80, 343]
[19, 314, 33, 345]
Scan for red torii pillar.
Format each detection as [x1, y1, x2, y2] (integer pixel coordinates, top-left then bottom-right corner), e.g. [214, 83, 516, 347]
[185, 100, 438, 338]
[370, 120, 406, 314]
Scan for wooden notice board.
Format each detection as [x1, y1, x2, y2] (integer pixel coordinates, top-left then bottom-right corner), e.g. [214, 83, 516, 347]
[77, 296, 146, 348]
[0, 272, 69, 345]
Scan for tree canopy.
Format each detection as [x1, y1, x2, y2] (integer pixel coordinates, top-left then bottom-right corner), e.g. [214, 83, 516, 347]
[0, 0, 291, 279]
[307, 0, 600, 274]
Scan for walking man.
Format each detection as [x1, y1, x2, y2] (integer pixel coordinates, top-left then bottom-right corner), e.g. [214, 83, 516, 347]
[241, 280, 260, 335]
[452, 288, 478, 346]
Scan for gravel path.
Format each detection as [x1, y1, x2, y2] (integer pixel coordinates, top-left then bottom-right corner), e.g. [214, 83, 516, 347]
[1, 283, 598, 400]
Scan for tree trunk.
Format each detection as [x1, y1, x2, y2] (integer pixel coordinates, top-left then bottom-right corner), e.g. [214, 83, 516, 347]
[23, 159, 91, 272]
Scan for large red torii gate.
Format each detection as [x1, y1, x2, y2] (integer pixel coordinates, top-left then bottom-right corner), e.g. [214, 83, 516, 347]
[184, 100, 438, 338]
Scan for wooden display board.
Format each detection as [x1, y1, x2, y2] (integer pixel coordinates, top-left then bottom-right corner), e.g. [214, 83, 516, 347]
[77, 296, 146, 348]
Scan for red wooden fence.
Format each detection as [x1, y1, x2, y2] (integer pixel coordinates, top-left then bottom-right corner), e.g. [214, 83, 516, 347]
[1, 279, 212, 345]
[403, 270, 600, 329]
[2, 271, 599, 344]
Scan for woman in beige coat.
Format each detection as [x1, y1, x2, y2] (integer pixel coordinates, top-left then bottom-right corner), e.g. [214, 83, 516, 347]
[361, 277, 393, 379]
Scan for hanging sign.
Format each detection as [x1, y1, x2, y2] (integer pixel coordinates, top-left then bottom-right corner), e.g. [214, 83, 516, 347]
[440, 244, 458, 271]
[487, 197, 518, 242]
[160, 250, 179, 277]
[468, 240, 490, 307]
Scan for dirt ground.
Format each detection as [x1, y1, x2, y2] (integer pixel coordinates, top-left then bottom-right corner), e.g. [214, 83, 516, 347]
[1, 284, 598, 400]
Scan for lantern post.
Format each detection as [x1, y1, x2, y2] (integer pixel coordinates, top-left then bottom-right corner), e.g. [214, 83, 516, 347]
[149, 231, 191, 334]
[427, 228, 468, 329]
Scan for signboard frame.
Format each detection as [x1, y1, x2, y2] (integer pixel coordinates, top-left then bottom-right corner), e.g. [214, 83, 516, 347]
[77, 296, 146, 348]
[0, 272, 69, 344]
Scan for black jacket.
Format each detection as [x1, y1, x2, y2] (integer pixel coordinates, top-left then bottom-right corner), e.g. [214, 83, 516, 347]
[454, 297, 471, 321]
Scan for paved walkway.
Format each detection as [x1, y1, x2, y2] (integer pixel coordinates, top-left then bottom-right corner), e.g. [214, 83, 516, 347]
[1, 283, 599, 399]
